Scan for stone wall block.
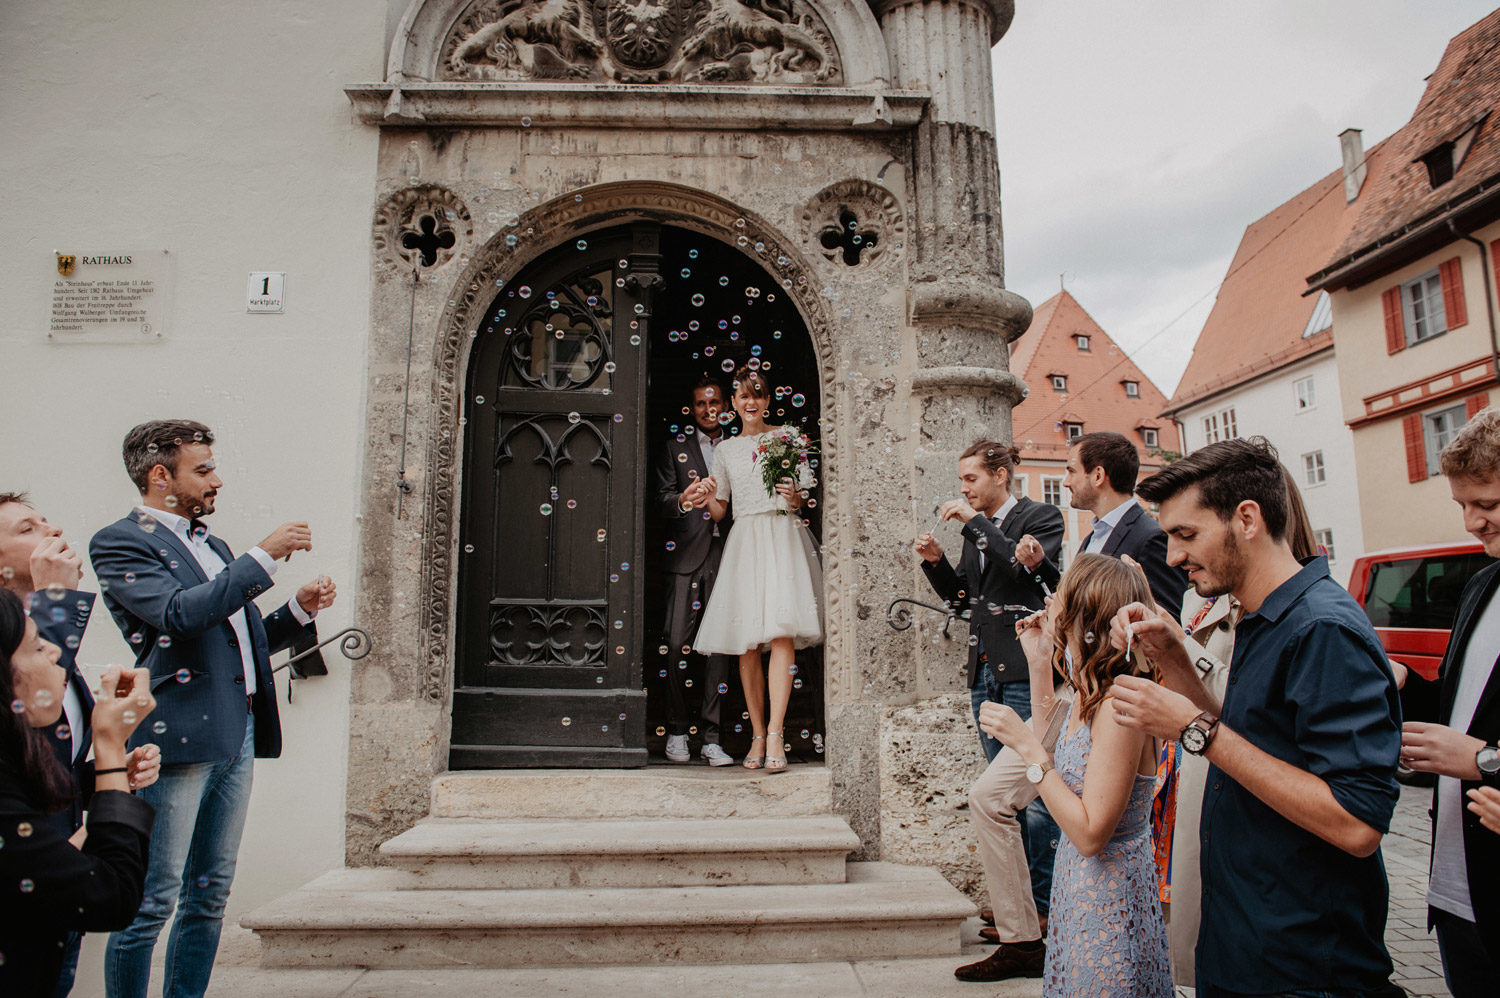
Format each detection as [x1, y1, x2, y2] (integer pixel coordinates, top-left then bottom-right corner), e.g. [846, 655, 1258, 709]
[878, 694, 986, 898]
[828, 700, 882, 858]
[344, 702, 446, 865]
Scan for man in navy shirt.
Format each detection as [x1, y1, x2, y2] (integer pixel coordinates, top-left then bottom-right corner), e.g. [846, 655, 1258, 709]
[1108, 437, 1401, 997]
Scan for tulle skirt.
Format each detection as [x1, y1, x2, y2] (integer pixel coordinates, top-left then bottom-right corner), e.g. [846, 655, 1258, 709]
[693, 512, 824, 654]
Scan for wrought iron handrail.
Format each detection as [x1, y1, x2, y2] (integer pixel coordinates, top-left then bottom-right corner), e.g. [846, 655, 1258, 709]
[886, 597, 955, 637]
[272, 626, 374, 703]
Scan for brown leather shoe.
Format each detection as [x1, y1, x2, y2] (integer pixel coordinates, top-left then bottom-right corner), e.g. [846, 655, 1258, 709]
[978, 914, 1046, 944]
[953, 941, 1045, 982]
[978, 907, 994, 926]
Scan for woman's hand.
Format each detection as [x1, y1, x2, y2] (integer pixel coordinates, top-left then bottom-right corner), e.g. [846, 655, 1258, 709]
[682, 477, 717, 508]
[126, 744, 161, 791]
[1015, 599, 1054, 666]
[978, 701, 1044, 762]
[775, 477, 804, 510]
[92, 666, 155, 759]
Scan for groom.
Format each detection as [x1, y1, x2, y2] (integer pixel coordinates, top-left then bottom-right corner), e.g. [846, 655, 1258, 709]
[651, 377, 735, 765]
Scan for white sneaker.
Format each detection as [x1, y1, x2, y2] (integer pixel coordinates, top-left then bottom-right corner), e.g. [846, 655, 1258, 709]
[701, 743, 734, 767]
[665, 734, 691, 762]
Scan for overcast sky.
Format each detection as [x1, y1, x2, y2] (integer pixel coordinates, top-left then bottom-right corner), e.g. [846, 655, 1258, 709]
[991, 1, 1499, 396]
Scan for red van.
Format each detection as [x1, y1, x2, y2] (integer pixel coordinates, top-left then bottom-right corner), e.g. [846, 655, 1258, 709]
[1347, 540, 1492, 783]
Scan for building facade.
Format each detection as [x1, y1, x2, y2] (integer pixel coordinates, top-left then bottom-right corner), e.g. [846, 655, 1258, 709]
[1306, 10, 1500, 555]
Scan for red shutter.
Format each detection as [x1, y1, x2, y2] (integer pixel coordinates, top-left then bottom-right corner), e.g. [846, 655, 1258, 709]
[1404, 413, 1427, 483]
[1468, 392, 1490, 419]
[1382, 286, 1406, 354]
[1440, 256, 1468, 330]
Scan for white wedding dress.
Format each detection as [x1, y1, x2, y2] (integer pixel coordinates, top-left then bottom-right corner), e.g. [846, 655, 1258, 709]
[693, 428, 824, 654]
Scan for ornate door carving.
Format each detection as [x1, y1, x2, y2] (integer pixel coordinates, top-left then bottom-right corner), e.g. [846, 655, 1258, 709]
[454, 225, 660, 767]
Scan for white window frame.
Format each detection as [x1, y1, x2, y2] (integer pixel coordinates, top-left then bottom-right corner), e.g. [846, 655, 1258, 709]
[1142, 427, 1159, 448]
[1403, 269, 1447, 346]
[1294, 376, 1316, 412]
[1221, 406, 1238, 439]
[1051, 375, 1067, 392]
[1075, 335, 1090, 352]
[1012, 473, 1028, 499]
[1202, 412, 1219, 445]
[1124, 381, 1140, 398]
[1042, 476, 1064, 507]
[1424, 402, 1468, 477]
[1302, 450, 1326, 487]
[1314, 528, 1335, 563]
[1064, 422, 1083, 441]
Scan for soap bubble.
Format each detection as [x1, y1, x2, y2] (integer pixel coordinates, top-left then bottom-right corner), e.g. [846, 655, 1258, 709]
[567, 499, 577, 509]
[124, 572, 136, 583]
[196, 875, 210, 888]
[44, 582, 66, 601]
[19, 879, 33, 894]
[597, 529, 607, 542]
[721, 359, 735, 372]
[691, 294, 705, 307]
[576, 240, 588, 251]
[157, 636, 172, 649]
[176, 668, 192, 683]
[540, 504, 553, 515]
[16, 823, 32, 838]
[33, 690, 53, 709]
[55, 724, 70, 741]
[665, 541, 676, 551]
[1084, 631, 1096, 645]
[791, 394, 805, 407]
[518, 286, 532, 298]
[561, 717, 572, 726]
[718, 683, 728, 694]
[567, 411, 581, 424]
[153, 721, 168, 734]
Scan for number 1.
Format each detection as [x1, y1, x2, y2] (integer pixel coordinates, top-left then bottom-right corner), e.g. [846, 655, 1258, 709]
[260, 277, 271, 295]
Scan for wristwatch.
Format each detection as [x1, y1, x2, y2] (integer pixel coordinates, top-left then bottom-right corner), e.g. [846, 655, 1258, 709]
[1180, 712, 1220, 756]
[1025, 760, 1053, 784]
[1478, 744, 1500, 778]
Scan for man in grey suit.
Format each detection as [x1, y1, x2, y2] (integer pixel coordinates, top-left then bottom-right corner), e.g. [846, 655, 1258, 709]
[652, 377, 735, 765]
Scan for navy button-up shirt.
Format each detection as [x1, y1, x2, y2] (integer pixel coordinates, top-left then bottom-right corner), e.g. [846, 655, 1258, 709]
[1198, 557, 1400, 995]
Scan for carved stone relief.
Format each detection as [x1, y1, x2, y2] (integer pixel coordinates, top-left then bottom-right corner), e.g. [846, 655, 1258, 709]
[802, 179, 903, 278]
[412, 183, 842, 705]
[373, 185, 474, 274]
[441, 0, 841, 84]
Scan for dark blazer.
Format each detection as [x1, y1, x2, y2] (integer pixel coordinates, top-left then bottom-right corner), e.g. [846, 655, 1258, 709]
[652, 431, 730, 575]
[30, 588, 96, 836]
[1034, 501, 1189, 620]
[89, 513, 316, 765]
[922, 496, 1065, 687]
[0, 756, 153, 997]
[1430, 559, 1500, 956]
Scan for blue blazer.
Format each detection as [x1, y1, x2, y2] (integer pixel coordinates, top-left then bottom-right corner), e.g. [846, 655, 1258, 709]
[31, 588, 96, 834]
[89, 512, 314, 764]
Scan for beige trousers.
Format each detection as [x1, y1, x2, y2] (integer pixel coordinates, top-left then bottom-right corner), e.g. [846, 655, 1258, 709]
[968, 695, 1071, 944]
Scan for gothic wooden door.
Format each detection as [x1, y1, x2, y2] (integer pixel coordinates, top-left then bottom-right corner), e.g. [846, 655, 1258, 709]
[452, 225, 661, 767]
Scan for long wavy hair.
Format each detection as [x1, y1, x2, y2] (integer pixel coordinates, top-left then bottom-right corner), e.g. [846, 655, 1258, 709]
[1052, 554, 1158, 724]
[0, 588, 71, 812]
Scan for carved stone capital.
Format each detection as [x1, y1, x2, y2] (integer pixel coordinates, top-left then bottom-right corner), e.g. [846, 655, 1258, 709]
[908, 279, 1030, 341]
[865, 0, 1013, 42]
[910, 366, 1027, 405]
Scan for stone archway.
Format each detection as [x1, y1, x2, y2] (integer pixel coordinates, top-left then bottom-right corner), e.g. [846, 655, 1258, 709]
[413, 182, 848, 738]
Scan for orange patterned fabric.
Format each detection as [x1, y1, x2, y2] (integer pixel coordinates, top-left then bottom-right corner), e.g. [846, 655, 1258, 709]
[1152, 741, 1180, 903]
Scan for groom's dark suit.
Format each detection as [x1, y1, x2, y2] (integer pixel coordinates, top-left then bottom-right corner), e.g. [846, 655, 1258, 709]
[32, 587, 97, 835]
[1030, 501, 1188, 621]
[652, 430, 732, 741]
[922, 496, 1065, 686]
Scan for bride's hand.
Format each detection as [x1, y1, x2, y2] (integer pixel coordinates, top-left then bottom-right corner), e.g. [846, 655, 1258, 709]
[775, 477, 804, 509]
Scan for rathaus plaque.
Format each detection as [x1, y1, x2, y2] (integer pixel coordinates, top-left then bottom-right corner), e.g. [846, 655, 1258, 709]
[49, 251, 170, 343]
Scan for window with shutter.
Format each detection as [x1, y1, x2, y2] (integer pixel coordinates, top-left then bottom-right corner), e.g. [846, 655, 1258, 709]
[1382, 286, 1405, 355]
[1404, 412, 1426, 482]
[1439, 257, 1467, 331]
[1468, 392, 1490, 419]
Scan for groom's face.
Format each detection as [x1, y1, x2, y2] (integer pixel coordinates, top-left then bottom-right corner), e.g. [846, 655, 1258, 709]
[691, 385, 725, 433]
[958, 456, 1006, 516]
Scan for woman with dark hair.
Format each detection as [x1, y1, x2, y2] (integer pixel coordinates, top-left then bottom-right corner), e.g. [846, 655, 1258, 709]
[0, 587, 157, 995]
[683, 366, 823, 771]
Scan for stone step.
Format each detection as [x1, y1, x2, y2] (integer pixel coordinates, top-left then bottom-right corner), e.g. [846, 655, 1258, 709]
[243, 862, 976, 969]
[377, 815, 861, 888]
[429, 764, 832, 819]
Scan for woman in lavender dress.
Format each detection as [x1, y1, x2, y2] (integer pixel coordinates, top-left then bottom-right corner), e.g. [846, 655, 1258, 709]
[982, 554, 1171, 998]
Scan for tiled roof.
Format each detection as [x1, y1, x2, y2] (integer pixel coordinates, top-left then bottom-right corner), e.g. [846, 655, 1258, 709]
[1009, 290, 1181, 464]
[1315, 9, 1500, 278]
[1167, 163, 1361, 413]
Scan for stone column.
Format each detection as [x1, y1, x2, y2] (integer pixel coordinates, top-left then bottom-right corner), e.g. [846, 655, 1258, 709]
[865, 0, 1031, 900]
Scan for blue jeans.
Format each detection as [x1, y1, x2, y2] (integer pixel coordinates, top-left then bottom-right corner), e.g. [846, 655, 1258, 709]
[970, 670, 1060, 916]
[52, 931, 82, 996]
[105, 715, 255, 998]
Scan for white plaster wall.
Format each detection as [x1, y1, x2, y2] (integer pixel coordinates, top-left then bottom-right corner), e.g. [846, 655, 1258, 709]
[0, 0, 384, 949]
[1175, 352, 1366, 587]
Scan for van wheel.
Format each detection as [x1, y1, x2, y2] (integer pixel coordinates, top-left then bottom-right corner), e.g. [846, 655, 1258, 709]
[1396, 761, 1436, 787]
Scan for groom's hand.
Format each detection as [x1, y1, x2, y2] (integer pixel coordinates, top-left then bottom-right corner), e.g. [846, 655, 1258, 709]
[915, 531, 942, 564]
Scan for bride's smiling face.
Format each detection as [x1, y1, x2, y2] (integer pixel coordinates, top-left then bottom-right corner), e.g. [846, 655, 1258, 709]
[732, 381, 769, 425]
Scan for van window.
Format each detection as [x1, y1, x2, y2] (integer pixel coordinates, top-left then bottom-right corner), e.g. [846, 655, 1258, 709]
[1364, 552, 1493, 629]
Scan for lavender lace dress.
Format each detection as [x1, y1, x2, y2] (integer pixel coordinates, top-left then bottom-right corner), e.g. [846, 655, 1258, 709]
[1044, 718, 1172, 998]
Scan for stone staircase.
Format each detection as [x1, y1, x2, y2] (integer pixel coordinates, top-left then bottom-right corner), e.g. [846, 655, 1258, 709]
[243, 766, 976, 970]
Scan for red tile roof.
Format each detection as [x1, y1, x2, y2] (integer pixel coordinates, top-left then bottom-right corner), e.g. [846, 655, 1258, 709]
[1314, 9, 1500, 280]
[1009, 291, 1182, 465]
[1167, 161, 1366, 412]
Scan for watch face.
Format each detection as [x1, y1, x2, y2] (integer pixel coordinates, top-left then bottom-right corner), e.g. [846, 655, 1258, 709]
[1181, 726, 1207, 754]
[1026, 763, 1044, 784]
[1479, 746, 1500, 775]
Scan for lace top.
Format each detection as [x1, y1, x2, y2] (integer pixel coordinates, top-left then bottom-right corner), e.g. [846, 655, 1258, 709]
[708, 428, 814, 518]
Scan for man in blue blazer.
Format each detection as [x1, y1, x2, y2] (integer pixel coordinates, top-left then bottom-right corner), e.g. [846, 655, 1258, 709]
[0, 491, 161, 997]
[89, 420, 336, 998]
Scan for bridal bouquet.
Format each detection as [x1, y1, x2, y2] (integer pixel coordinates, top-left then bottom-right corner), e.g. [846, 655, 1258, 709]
[756, 426, 819, 515]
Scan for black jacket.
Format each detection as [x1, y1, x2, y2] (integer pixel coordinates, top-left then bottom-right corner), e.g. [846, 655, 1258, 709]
[651, 431, 729, 576]
[0, 756, 154, 996]
[1430, 558, 1500, 956]
[922, 496, 1065, 687]
[1031, 501, 1189, 621]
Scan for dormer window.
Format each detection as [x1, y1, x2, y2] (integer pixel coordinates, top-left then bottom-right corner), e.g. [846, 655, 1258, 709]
[1064, 421, 1083, 441]
[1052, 374, 1067, 392]
[1123, 381, 1139, 398]
[1075, 335, 1091, 352]
[1142, 427, 1158, 448]
[1416, 113, 1487, 190]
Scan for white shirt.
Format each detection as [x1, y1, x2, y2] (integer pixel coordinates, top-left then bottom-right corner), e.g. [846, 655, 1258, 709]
[1429, 588, 1500, 921]
[1084, 497, 1138, 554]
[138, 507, 315, 696]
[26, 591, 86, 763]
[696, 428, 723, 473]
[978, 495, 1018, 572]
